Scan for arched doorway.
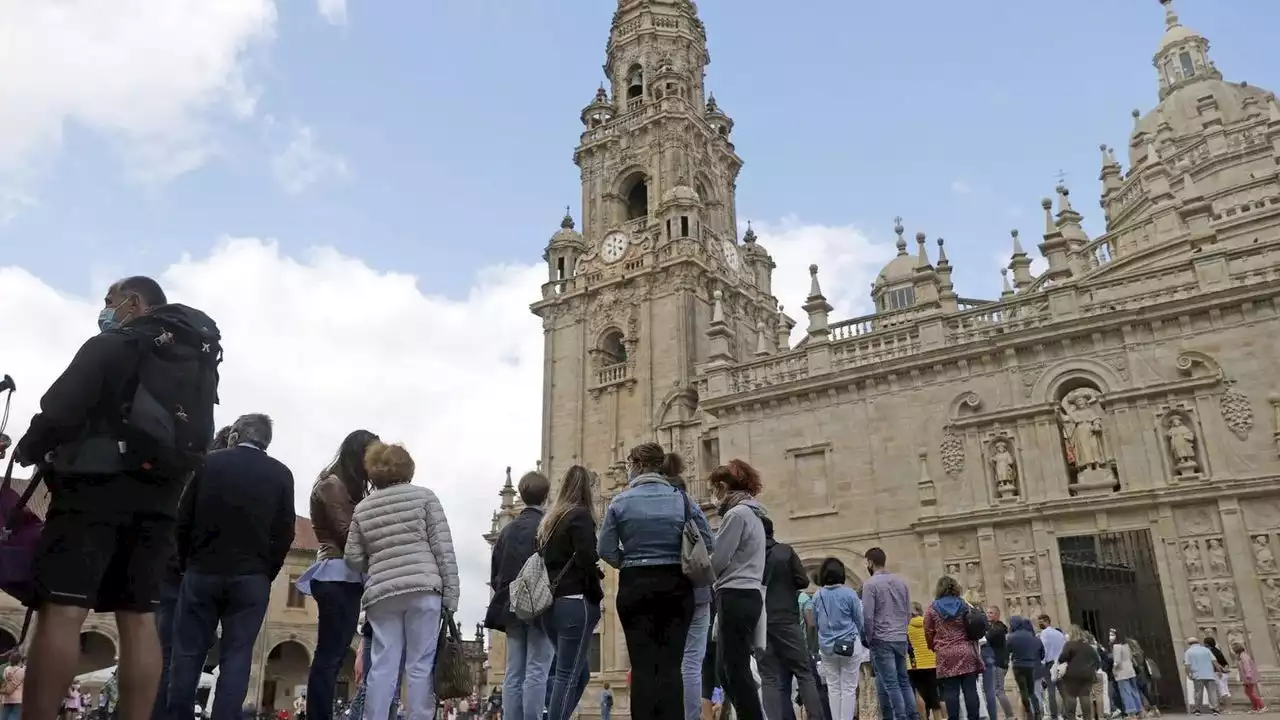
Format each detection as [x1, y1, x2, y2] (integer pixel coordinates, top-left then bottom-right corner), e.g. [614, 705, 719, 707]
[77, 631, 117, 677]
[262, 641, 311, 712]
[0, 630, 15, 656]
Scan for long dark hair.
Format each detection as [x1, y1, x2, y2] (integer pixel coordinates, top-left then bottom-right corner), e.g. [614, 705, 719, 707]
[323, 429, 379, 502]
[538, 465, 595, 545]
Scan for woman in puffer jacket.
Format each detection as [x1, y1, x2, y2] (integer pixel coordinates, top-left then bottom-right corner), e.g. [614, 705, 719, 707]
[346, 441, 459, 720]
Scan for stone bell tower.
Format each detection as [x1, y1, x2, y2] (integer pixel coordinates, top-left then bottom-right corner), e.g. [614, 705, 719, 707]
[517, 0, 779, 698]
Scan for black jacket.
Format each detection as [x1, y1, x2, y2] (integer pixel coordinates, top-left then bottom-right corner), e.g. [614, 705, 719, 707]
[542, 506, 604, 603]
[176, 445, 295, 579]
[985, 619, 1011, 669]
[763, 537, 808, 624]
[486, 507, 544, 632]
[1057, 639, 1102, 684]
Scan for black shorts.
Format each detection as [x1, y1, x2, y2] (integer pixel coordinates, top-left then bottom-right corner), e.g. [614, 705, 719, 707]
[909, 667, 940, 709]
[33, 506, 174, 613]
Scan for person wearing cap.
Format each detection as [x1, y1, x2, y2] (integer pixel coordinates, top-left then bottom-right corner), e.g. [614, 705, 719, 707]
[1183, 637, 1223, 715]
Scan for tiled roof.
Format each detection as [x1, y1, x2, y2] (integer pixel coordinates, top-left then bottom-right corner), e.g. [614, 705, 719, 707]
[3, 473, 320, 553]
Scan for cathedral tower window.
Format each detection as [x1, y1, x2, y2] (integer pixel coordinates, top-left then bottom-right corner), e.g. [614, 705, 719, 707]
[555, 257, 566, 281]
[624, 176, 649, 220]
[626, 65, 644, 109]
[1178, 51, 1196, 78]
[885, 285, 916, 311]
[680, 216, 689, 237]
[599, 329, 627, 364]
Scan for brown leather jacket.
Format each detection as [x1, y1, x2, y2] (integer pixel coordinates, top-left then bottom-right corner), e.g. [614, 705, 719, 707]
[310, 474, 357, 561]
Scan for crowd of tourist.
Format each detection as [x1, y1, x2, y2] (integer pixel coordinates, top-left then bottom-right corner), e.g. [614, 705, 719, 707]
[1, 275, 1273, 720]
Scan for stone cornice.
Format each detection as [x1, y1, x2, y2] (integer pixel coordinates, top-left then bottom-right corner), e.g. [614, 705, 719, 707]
[699, 276, 1280, 410]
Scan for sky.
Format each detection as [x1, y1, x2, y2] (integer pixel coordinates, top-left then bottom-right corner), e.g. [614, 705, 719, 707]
[1, 0, 1278, 627]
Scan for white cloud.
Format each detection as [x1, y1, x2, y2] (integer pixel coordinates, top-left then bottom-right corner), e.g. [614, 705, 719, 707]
[0, 0, 277, 181]
[317, 0, 348, 26]
[950, 180, 975, 195]
[272, 125, 349, 195]
[0, 218, 888, 624]
[749, 218, 896, 342]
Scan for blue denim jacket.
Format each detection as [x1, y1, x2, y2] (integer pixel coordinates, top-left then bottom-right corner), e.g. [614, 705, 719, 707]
[598, 473, 714, 569]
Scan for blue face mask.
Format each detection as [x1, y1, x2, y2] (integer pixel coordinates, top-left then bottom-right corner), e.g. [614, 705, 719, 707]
[97, 306, 121, 332]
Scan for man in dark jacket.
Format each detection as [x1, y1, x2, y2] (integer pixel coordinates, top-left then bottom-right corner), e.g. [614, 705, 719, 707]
[1006, 616, 1045, 720]
[168, 413, 295, 720]
[757, 517, 826, 720]
[982, 606, 1016, 720]
[485, 470, 553, 720]
[14, 276, 220, 720]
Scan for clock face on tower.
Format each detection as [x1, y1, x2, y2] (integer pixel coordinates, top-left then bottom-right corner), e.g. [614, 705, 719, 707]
[601, 231, 630, 263]
[721, 238, 741, 272]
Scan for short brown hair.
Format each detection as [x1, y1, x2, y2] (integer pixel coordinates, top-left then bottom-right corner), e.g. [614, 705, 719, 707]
[518, 471, 550, 506]
[708, 458, 762, 496]
[364, 441, 415, 488]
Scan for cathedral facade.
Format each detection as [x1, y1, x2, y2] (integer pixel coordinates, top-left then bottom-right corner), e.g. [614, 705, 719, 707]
[487, 0, 1280, 715]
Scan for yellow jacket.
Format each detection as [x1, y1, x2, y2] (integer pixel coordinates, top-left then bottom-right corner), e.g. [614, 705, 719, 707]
[908, 615, 937, 669]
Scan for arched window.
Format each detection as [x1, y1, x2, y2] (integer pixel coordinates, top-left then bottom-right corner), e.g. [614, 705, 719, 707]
[625, 178, 649, 220]
[626, 66, 644, 103]
[600, 330, 627, 364]
[886, 285, 916, 311]
[1179, 52, 1196, 78]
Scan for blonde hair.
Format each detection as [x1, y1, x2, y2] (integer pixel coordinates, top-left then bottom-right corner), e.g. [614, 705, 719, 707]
[1066, 624, 1087, 642]
[963, 589, 983, 607]
[537, 465, 595, 546]
[364, 441, 415, 488]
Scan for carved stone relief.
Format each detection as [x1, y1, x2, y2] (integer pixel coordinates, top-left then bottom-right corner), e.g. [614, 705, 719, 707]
[941, 430, 964, 478]
[965, 561, 984, 594]
[944, 531, 977, 560]
[1220, 383, 1254, 440]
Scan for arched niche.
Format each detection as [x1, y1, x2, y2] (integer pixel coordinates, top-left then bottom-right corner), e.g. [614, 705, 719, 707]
[947, 390, 985, 421]
[1175, 350, 1225, 380]
[77, 630, 117, 677]
[1029, 357, 1125, 404]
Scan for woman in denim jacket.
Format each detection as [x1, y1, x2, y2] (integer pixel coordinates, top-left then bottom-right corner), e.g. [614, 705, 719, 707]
[598, 442, 714, 720]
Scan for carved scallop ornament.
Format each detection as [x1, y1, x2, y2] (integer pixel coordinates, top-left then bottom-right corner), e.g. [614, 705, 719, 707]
[941, 430, 965, 478]
[1221, 383, 1254, 440]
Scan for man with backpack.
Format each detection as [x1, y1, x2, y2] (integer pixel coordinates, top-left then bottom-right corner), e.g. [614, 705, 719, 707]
[14, 276, 222, 720]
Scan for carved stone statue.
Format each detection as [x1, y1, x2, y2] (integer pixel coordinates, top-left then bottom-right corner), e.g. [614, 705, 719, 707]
[965, 561, 983, 593]
[1022, 557, 1041, 592]
[1183, 541, 1204, 578]
[1254, 535, 1277, 573]
[1002, 561, 1019, 593]
[946, 563, 961, 579]
[991, 440, 1018, 498]
[1167, 415, 1197, 467]
[1027, 595, 1044, 619]
[1006, 595, 1023, 620]
[1059, 388, 1108, 470]
[1207, 538, 1230, 577]
[1215, 582, 1238, 617]
[1263, 578, 1280, 617]
[1192, 583, 1213, 617]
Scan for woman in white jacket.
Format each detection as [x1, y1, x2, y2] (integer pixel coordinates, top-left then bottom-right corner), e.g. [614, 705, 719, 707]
[346, 441, 459, 720]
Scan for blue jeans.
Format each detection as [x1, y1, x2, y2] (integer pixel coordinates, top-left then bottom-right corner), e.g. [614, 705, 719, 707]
[682, 601, 711, 720]
[939, 673, 980, 720]
[307, 580, 363, 720]
[545, 598, 602, 720]
[2, 703, 21, 720]
[1116, 678, 1142, 715]
[152, 577, 180, 720]
[503, 618, 555, 720]
[869, 640, 920, 720]
[348, 624, 401, 720]
[982, 658, 1014, 720]
[168, 572, 271, 720]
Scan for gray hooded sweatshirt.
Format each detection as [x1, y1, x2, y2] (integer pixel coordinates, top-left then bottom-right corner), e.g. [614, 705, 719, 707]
[711, 498, 767, 592]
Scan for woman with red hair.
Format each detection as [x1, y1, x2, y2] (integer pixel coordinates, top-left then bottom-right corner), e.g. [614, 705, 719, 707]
[708, 459, 768, 720]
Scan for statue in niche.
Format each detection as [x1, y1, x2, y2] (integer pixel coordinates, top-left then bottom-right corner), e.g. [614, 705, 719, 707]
[1254, 535, 1277, 573]
[1059, 388, 1108, 471]
[1167, 415, 1198, 469]
[945, 563, 961, 579]
[1027, 595, 1044, 619]
[1002, 561, 1019, 593]
[1216, 582, 1238, 616]
[1183, 541, 1204, 578]
[1022, 557, 1041, 592]
[1207, 538, 1230, 577]
[1006, 596, 1023, 619]
[1192, 584, 1213, 617]
[990, 440, 1019, 498]
[965, 562, 983, 593]
[1263, 579, 1280, 617]
[1228, 626, 1246, 652]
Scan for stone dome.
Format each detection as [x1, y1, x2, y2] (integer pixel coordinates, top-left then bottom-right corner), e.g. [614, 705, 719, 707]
[741, 223, 768, 258]
[1130, 80, 1275, 166]
[874, 225, 916, 288]
[547, 210, 585, 249]
[661, 184, 701, 206]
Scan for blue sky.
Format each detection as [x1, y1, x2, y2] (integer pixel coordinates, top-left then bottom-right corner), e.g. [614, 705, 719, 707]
[7, 0, 1279, 301]
[2, 0, 1278, 623]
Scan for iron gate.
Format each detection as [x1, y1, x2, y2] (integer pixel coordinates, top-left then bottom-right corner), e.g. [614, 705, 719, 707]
[1057, 530, 1182, 708]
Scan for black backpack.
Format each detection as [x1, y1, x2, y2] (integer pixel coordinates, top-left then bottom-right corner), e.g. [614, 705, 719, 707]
[964, 604, 990, 641]
[116, 304, 222, 478]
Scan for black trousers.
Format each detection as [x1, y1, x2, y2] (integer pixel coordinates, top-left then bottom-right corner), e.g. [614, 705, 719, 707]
[617, 565, 694, 720]
[759, 621, 826, 720]
[717, 588, 765, 720]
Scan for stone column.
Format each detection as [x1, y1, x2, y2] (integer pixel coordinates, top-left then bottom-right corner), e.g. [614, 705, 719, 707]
[1034, 518, 1066, 622]
[921, 532, 944, 586]
[1219, 497, 1279, 664]
[977, 525, 1002, 609]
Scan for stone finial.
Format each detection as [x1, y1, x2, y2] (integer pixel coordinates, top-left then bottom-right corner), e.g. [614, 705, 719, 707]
[1000, 268, 1014, 298]
[754, 321, 771, 357]
[561, 206, 575, 229]
[1100, 143, 1110, 166]
[807, 264, 824, 300]
[893, 217, 907, 255]
[1011, 228, 1026, 256]
[1161, 0, 1179, 30]
[775, 304, 791, 351]
[1146, 137, 1161, 166]
[1108, 147, 1118, 164]
[936, 237, 949, 265]
[500, 466, 516, 509]
[1056, 185, 1074, 213]
[743, 221, 757, 244]
[1042, 197, 1055, 233]
[915, 232, 931, 269]
[594, 84, 609, 103]
[711, 289, 726, 324]
[1131, 108, 1142, 133]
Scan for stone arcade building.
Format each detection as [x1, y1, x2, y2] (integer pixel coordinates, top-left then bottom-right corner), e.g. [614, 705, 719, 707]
[486, 0, 1280, 714]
